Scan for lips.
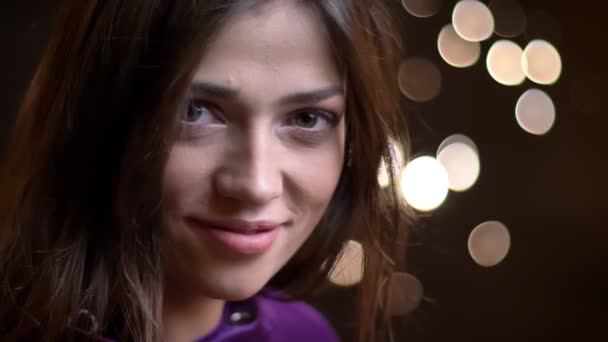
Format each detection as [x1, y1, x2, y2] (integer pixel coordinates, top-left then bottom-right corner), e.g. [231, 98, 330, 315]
[187, 217, 281, 256]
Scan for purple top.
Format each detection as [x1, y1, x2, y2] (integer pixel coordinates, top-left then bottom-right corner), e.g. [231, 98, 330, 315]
[89, 291, 339, 342]
[193, 293, 339, 342]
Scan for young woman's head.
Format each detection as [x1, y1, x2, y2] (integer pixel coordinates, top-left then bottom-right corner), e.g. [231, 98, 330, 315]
[0, 0, 410, 341]
[163, 0, 346, 303]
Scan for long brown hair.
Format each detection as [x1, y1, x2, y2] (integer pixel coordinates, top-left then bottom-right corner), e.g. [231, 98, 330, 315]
[0, 0, 411, 341]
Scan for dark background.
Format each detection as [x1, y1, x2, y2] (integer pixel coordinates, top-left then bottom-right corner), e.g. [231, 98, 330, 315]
[1, 1, 606, 341]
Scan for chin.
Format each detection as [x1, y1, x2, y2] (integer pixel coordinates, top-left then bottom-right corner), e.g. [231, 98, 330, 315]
[203, 279, 268, 301]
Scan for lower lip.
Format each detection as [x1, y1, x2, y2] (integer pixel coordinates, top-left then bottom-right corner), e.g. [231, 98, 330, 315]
[190, 220, 279, 256]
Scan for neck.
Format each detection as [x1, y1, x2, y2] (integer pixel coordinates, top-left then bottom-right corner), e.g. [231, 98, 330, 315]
[162, 283, 225, 342]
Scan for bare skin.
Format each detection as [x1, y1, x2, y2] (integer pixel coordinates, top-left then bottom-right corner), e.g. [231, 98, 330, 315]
[160, 1, 346, 341]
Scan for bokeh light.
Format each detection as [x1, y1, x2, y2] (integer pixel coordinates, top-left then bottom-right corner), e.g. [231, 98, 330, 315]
[378, 139, 405, 188]
[522, 39, 562, 85]
[437, 133, 478, 156]
[387, 272, 424, 316]
[438, 24, 481, 68]
[378, 160, 391, 188]
[400, 156, 449, 212]
[328, 240, 364, 287]
[515, 88, 556, 135]
[401, 0, 442, 18]
[398, 57, 442, 102]
[468, 221, 511, 267]
[437, 135, 480, 191]
[488, 0, 526, 38]
[486, 40, 525, 86]
[452, 0, 495, 42]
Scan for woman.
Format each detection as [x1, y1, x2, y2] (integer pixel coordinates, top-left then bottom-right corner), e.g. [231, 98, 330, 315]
[0, 0, 411, 341]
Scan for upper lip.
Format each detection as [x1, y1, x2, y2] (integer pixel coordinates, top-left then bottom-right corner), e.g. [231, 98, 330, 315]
[188, 217, 282, 233]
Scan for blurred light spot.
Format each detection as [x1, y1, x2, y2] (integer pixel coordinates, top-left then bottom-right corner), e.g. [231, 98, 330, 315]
[389, 138, 405, 168]
[468, 221, 511, 267]
[387, 273, 424, 316]
[488, 0, 526, 38]
[515, 88, 556, 135]
[328, 240, 364, 287]
[400, 156, 449, 212]
[378, 160, 391, 188]
[522, 39, 562, 85]
[570, 71, 603, 115]
[438, 24, 481, 68]
[401, 0, 442, 18]
[437, 136, 480, 192]
[378, 139, 405, 188]
[486, 40, 525, 86]
[437, 134, 478, 156]
[452, 0, 495, 42]
[525, 11, 562, 45]
[398, 57, 442, 102]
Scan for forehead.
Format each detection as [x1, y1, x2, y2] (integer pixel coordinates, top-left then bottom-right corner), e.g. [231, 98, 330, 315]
[193, 0, 341, 90]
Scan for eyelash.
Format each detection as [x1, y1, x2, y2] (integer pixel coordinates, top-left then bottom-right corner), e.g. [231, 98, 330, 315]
[180, 99, 340, 135]
[182, 99, 224, 125]
[285, 109, 339, 129]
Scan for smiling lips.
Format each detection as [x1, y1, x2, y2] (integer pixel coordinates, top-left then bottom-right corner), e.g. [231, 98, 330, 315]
[187, 217, 281, 256]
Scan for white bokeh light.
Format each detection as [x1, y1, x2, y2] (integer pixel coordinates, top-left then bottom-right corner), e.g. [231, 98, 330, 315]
[452, 0, 495, 42]
[400, 156, 449, 212]
[468, 221, 511, 267]
[378, 160, 391, 188]
[378, 139, 405, 188]
[522, 39, 562, 85]
[438, 24, 481, 68]
[437, 134, 478, 156]
[515, 88, 556, 135]
[486, 40, 525, 86]
[437, 136, 480, 192]
[328, 240, 364, 287]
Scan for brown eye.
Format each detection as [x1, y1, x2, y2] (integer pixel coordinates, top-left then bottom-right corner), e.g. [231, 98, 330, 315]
[289, 111, 336, 130]
[294, 112, 319, 128]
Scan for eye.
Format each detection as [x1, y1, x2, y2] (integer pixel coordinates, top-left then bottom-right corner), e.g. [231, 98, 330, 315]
[182, 100, 223, 125]
[288, 111, 337, 130]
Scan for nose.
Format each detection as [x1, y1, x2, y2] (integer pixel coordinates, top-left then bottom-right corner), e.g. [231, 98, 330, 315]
[213, 134, 283, 206]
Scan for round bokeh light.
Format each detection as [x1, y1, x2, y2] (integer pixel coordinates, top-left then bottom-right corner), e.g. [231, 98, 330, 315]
[402, 0, 443, 18]
[438, 24, 481, 68]
[522, 39, 562, 85]
[437, 136, 480, 192]
[468, 221, 511, 267]
[398, 57, 442, 102]
[328, 240, 364, 287]
[452, 0, 495, 42]
[486, 40, 525, 86]
[387, 272, 424, 316]
[515, 88, 556, 135]
[400, 156, 449, 212]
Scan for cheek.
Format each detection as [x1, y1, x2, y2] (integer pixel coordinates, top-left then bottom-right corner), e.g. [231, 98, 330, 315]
[162, 145, 215, 213]
[287, 144, 344, 226]
[295, 125, 345, 200]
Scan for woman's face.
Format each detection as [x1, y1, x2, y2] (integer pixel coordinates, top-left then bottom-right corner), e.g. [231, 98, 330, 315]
[162, 0, 346, 300]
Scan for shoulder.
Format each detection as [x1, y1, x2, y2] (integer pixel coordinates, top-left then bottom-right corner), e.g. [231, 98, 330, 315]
[256, 293, 340, 342]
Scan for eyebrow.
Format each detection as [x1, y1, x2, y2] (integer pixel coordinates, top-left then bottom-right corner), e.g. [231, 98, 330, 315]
[191, 81, 239, 99]
[190, 81, 343, 105]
